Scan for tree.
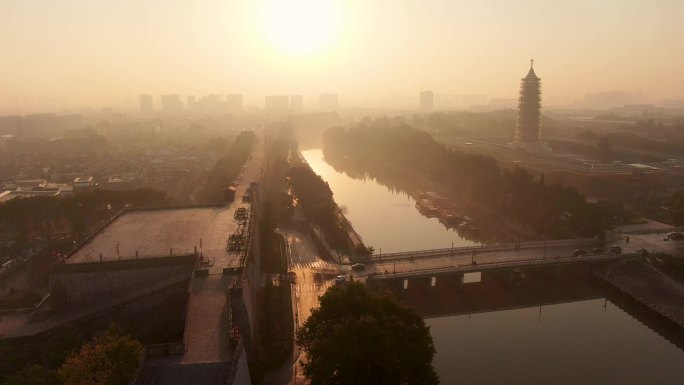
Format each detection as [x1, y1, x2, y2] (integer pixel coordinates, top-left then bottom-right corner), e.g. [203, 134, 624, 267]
[4, 365, 60, 385]
[669, 191, 684, 226]
[297, 282, 438, 385]
[58, 331, 143, 385]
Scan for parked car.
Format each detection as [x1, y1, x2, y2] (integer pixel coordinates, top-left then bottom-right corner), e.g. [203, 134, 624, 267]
[335, 275, 346, 284]
[351, 263, 366, 271]
[667, 232, 684, 241]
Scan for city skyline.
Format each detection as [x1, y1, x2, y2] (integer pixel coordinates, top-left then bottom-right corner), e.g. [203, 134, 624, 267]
[2, 0, 684, 112]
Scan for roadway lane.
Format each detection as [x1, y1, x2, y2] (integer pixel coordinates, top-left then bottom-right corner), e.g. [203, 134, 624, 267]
[278, 228, 344, 385]
[361, 241, 611, 280]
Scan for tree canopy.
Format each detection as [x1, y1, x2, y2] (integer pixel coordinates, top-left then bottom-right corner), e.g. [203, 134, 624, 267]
[3, 365, 60, 385]
[57, 331, 143, 385]
[669, 191, 684, 226]
[323, 120, 618, 239]
[297, 282, 438, 385]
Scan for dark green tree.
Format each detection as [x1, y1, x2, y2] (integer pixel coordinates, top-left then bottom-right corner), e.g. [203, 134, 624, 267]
[297, 282, 438, 385]
[58, 330, 143, 385]
[669, 191, 684, 226]
[3, 365, 60, 385]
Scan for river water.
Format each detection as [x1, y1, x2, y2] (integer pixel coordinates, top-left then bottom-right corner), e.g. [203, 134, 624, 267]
[302, 149, 477, 253]
[426, 298, 684, 385]
[302, 148, 684, 384]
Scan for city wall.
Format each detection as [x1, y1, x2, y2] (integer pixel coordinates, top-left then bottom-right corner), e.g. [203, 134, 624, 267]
[50, 255, 196, 310]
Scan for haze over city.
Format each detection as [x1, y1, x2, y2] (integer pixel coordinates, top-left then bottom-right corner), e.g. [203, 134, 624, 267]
[3, 0, 684, 112]
[2, 2, 684, 385]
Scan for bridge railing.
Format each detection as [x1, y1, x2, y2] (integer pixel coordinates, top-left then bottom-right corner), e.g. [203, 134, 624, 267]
[364, 238, 597, 262]
[369, 252, 633, 280]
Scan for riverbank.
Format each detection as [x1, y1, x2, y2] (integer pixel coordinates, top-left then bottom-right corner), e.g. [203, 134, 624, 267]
[321, 148, 536, 243]
[291, 149, 366, 259]
[596, 259, 684, 329]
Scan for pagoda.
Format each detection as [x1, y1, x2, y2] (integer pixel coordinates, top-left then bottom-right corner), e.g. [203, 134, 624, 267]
[516, 59, 541, 141]
[510, 60, 550, 152]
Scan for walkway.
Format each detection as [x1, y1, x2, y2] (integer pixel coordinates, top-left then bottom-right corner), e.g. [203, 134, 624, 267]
[182, 133, 264, 364]
[137, 131, 266, 385]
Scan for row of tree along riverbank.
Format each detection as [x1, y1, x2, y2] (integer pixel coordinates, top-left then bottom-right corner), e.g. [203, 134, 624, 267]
[323, 119, 625, 241]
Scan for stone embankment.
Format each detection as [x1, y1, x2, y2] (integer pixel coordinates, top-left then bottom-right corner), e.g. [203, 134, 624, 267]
[596, 259, 684, 329]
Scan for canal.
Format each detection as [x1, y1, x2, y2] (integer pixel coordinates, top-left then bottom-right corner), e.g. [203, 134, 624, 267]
[303, 148, 684, 384]
[302, 148, 477, 253]
[425, 297, 684, 385]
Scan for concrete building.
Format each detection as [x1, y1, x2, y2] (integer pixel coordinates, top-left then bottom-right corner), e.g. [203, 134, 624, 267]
[319, 93, 339, 112]
[73, 176, 95, 192]
[420, 90, 434, 112]
[139, 94, 154, 114]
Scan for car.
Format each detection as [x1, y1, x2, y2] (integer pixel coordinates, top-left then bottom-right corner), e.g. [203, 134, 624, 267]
[667, 232, 684, 241]
[609, 246, 622, 254]
[351, 263, 366, 271]
[335, 275, 346, 284]
[573, 249, 587, 257]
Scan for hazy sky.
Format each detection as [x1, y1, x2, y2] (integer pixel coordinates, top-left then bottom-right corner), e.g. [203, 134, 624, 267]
[2, 0, 683, 111]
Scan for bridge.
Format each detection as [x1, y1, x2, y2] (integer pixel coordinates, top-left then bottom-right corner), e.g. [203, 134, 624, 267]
[359, 238, 634, 281]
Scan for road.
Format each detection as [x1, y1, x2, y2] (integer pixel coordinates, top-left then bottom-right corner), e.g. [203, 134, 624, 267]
[273, 228, 344, 385]
[358, 230, 684, 281]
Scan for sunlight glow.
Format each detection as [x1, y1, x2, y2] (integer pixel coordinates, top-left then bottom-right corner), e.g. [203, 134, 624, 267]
[259, 0, 341, 55]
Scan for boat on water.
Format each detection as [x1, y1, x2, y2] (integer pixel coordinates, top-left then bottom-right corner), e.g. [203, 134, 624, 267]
[416, 201, 440, 217]
[414, 190, 478, 231]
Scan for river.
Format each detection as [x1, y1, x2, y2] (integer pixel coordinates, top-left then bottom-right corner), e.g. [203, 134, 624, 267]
[302, 147, 684, 384]
[426, 298, 684, 385]
[302, 148, 477, 253]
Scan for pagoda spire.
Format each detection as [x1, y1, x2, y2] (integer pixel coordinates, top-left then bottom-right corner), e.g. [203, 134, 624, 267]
[516, 61, 542, 142]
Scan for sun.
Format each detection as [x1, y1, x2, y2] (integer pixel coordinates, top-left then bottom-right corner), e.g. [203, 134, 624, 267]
[259, 0, 341, 55]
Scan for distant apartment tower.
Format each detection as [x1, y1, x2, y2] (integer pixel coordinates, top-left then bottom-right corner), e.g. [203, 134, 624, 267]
[265, 95, 290, 112]
[515, 60, 541, 142]
[290, 95, 304, 113]
[319, 93, 338, 112]
[139, 94, 154, 113]
[420, 90, 434, 112]
[161, 94, 183, 113]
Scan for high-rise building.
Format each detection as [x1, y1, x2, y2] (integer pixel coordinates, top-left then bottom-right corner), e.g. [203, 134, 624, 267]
[290, 95, 304, 113]
[515, 60, 541, 142]
[420, 90, 434, 112]
[265, 95, 290, 112]
[161, 94, 183, 113]
[319, 93, 338, 111]
[139, 94, 154, 114]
